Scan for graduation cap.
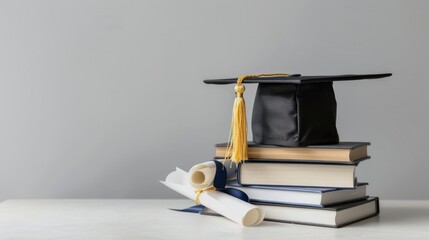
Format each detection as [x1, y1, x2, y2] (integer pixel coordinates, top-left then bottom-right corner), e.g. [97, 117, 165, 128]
[204, 73, 392, 164]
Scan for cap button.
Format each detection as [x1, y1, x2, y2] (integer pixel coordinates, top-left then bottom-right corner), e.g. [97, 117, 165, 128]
[235, 85, 245, 94]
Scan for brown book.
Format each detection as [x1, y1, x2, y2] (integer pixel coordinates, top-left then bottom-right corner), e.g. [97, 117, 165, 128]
[215, 142, 369, 163]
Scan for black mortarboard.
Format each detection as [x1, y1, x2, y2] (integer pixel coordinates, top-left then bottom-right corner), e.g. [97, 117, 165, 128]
[204, 73, 391, 163]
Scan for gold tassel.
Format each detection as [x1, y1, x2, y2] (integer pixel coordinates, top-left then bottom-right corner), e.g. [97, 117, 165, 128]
[225, 73, 289, 164]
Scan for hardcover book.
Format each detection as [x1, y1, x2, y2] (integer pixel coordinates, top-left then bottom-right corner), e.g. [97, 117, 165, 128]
[237, 160, 366, 188]
[215, 142, 370, 163]
[254, 197, 379, 228]
[226, 181, 368, 207]
[199, 197, 379, 228]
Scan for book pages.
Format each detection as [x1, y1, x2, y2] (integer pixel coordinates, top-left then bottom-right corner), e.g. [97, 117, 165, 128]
[161, 168, 264, 227]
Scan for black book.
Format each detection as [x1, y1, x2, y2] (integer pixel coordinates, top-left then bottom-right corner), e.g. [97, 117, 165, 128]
[200, 197, 379, 228]
[253, 197, 380, 228]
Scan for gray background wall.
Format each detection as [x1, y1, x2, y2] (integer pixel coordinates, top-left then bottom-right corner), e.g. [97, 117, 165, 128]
[0, 0, 427, 200]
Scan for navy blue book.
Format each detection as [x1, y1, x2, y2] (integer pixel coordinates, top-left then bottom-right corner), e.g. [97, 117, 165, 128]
[227, 181, 368, 207]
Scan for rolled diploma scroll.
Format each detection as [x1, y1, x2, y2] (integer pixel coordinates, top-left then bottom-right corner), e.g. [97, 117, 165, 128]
[161, 168, 264, 227]
[188, 160, 236, 189]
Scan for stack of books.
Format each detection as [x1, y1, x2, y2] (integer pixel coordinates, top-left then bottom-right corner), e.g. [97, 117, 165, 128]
[215, 141, 379, 228]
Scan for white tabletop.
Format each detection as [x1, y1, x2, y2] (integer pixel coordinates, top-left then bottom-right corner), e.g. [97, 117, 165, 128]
[0, 199, 428, 240]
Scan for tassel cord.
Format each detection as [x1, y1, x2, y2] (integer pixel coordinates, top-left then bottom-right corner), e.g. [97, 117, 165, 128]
[225, 73, 289, 164]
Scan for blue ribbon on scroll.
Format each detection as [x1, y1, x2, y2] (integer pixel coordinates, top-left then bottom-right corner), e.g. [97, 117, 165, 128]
[171, 160, 249, 214]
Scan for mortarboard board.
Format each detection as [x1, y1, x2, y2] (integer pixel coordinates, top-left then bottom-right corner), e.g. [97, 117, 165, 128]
[204, 73, 392, 164]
